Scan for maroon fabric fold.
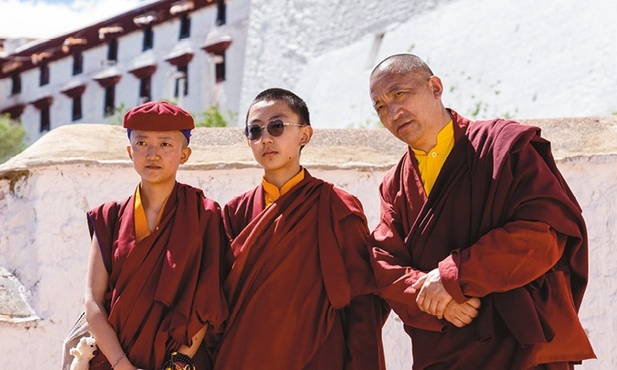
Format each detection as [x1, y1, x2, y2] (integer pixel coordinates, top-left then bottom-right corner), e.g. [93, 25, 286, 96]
[371, 110, 594, 368]
[215, 171, 387, 370]
[87, 182, 228, 369]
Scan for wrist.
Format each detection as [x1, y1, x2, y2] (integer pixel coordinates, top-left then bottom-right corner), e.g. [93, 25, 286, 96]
[162, 351, 195, 370]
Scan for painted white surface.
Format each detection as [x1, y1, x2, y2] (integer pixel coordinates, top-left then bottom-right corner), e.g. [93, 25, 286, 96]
[240, 0, 617, 128]
[0, 152, 613, 368]
[0, 0, 250, 145]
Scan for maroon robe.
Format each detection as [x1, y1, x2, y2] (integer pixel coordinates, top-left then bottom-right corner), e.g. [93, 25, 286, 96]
[372, 110, 595, 369]
[87, 182, 228, 369]
[214, 170, 387, 370]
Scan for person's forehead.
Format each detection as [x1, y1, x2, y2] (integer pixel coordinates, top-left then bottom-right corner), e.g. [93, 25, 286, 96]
[130, 129, 183, 140]
[371, 71, 418, 96]
[248, 100, 295, 123]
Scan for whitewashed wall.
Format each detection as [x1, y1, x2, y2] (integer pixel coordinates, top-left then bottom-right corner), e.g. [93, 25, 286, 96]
[0, 122, 614, 369]
[240, 0, 617, 128]
[1, 0, 250, 145]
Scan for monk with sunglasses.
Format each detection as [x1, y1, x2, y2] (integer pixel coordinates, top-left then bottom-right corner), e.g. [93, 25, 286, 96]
[211, 88, 388, 370]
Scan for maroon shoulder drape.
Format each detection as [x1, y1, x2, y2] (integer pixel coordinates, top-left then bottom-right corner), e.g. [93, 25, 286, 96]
[215, 171, 387, 370]
[87, 182, 228, 369]
[372, 110, 594, 368]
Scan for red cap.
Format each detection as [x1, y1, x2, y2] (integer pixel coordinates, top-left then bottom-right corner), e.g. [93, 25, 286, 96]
[123, 101, 194, 131]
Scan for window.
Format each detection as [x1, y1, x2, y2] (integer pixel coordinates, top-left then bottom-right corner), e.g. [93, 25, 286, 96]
[73, 52, 83, 75]
[216, 0, 226, 26]
[11, 72, 21, 95]
[179, 14, 191, 39]
[143, 25, 154, 51]
[139, 76, 152, 103]
[40, 63, 50, 86]
[72, 95, 83, 121]
[215, 52, 226, 82]
[40, 106, 50, 132]
[104, 85, 115, 116]
[107, 38, 118, 62]
[174, 64, 188, 97]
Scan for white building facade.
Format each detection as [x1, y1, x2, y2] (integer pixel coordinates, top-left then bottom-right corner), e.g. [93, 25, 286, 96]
[0, 0, 249, 145]
[239, 0, 617, 128]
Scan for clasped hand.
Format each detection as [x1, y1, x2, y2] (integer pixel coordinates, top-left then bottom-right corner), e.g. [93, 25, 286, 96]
[412, 268, 481, 328]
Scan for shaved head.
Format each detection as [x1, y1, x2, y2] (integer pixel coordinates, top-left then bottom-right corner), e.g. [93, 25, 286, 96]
[371, 54, 434, 80]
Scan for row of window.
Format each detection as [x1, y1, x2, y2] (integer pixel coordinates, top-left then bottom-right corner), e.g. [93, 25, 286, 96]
[32, 61, 197, 133]
[10, 1, 227, 94]
[7, 1, 230, 132]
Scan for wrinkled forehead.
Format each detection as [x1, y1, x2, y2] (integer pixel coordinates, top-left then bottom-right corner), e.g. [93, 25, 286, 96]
[370, 69, 426, 100]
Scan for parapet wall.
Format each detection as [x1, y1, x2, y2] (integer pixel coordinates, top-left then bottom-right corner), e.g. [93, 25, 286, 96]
[1, 117, 616, 369]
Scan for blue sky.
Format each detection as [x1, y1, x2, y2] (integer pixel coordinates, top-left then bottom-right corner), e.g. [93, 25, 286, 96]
[0, 0, 150, 39]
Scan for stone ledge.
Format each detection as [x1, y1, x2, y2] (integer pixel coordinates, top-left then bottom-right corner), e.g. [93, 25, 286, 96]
[1, 115, 616, 178]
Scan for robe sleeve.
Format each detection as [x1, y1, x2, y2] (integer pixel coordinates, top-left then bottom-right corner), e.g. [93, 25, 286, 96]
[370, 183, 445, 332]
[439, 132, 573, 302]
[337, 211, 388, 370]
[439, 221, 563, 302]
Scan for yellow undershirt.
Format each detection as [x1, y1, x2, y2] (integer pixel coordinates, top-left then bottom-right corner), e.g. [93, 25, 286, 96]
[262, 168, 305, 207]
[411, 120, 454, 196]
[134, 185, 168, 242]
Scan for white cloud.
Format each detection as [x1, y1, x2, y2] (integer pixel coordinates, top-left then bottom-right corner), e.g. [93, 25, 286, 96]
[0, 0, 150, 39]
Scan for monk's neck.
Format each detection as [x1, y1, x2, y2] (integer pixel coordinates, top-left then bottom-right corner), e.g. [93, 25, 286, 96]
[414, 110, 453, 153]
[263, 166, 302, 190]
[139, 181, 175, 213]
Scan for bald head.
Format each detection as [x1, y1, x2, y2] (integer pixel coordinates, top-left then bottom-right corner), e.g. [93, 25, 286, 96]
[369, 54, 451, 152]
[371, 54, 434, 81]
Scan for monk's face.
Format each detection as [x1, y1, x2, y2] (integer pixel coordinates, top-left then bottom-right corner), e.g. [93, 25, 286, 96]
[370, 69, 445, 151]
[246, 100, 312, 180]
[127, 130, 191, 187]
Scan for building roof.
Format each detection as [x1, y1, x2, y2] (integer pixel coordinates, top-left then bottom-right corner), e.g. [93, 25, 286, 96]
[0, 0, 217, 78]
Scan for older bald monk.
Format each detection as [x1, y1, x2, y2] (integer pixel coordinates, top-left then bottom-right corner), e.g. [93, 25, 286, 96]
[369, 54, 595, 369]
[84, 101, 228, 370]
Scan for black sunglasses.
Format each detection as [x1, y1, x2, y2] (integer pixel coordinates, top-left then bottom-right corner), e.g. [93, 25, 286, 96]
[245, 119, 305, 141]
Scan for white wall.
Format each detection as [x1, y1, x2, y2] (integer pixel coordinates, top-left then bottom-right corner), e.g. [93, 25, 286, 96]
[240, 0, 617, 128]
[0, 0, 250, 145]
[0, 140, 613, 369]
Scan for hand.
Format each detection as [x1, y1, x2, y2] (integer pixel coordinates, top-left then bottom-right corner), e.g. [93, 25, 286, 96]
[443, 297, 481, 328]
[412, 268, 453, 319]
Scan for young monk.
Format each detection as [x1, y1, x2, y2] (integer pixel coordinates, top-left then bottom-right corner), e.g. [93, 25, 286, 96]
[212, 88, 387, 370]
[84, 101, 228, 370]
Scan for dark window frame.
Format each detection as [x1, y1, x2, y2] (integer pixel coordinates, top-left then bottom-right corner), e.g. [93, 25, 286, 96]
[139, 76, 152, 103]
[39, 63, 50, 86]
[215, 52, 226, 82]
[72, 52, 83, 75]
[216, 0, 227, 26]
[40, 105, 50, 132]
[11, 72, 21, 95]
[179, 14, 191, 39]
[104, 85, 116, 116]
[143, 25, 154, 51]
[107, 38, 118, 62]
[72, 95, 83, 121]
[174, 64, 189, 97]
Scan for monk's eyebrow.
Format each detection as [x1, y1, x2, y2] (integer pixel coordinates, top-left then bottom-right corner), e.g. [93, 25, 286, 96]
[249, 113, 287, 125]
[386, 83, 411, 94]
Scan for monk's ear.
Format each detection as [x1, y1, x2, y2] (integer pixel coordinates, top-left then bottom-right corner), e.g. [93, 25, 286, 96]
[180, 147, 192, 164]
[300, 125, 313, 147]
[429, 75, 444, 99]
[127, 145, 133, 160]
